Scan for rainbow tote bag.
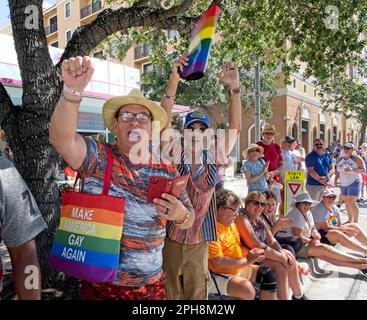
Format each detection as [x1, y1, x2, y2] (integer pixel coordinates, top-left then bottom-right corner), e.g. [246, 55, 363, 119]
[49, 145, 125, 282]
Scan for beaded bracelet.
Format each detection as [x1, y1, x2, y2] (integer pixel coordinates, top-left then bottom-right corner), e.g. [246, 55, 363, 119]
[163, 93, 175, 100]
[61, 92, 82, 104]
[63, 84, 83, 97]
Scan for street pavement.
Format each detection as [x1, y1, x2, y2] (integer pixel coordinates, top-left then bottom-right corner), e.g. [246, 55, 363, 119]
[224, 174, 367, 300]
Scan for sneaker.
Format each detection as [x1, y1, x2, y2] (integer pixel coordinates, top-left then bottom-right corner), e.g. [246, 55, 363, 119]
[291, 294, 309, 300]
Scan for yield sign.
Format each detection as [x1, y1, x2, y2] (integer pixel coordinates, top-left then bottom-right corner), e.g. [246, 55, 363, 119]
[289, 182, 301, 195]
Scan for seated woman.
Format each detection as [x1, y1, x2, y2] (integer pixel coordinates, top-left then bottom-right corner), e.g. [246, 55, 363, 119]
[235, 191, 308, 300]
[262, 191, 310, 276]
[311, 189, 367, 255]
[278, 192, 367, 276]
[240, 144, 269, 193]
[208, 189, 277, 300]
[262, 191, 302, 256]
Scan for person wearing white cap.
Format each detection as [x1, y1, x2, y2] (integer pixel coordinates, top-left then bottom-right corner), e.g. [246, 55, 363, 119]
[278, 192, 367, 276]
[311, 189, 367, 254]
[335, 143, 366, 223]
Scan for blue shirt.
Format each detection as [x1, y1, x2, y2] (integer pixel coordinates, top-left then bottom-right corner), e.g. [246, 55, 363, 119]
[305, 151, 333, 185]
[241, 159, 268, 192]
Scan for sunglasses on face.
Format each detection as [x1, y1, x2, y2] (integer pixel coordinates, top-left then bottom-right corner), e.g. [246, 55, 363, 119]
[343, 147, 352, 150]
[118, 111, 151, 123]
[226, 206, 239, 213]
[250, 200, 266, 207]
[250, 149, 260, 153]
[325, 196, 337, 200]
[315, 143, 324, 147]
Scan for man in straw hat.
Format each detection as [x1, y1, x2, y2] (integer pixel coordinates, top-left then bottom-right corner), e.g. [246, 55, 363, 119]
[159, 54, 242, 299]
[49, 56, 195, 300]
[257, 125, 283, 188]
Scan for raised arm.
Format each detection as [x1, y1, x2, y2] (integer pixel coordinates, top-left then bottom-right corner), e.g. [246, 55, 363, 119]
[160, 55, 188, 153]
[218, 62, 242, 157]
[49, 56, 94, 169]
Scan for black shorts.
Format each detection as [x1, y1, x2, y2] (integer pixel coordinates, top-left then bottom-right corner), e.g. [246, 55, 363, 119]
[318, 229, 335, 246]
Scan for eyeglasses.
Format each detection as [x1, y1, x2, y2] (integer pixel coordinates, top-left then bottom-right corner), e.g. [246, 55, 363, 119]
[324, 196, 337, 200]
[118, 111, 151, 123]
[250, 200, 266, 207]
[343, 147, 352, 150]
[227, 207, 239, 213]
[299, 201, 312, 206]
[315, 143, 324, 147]
[249, 149, 260, 153]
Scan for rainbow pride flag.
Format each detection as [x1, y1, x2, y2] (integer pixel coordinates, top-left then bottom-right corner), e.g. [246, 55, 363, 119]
[327, 214, 338, 227]
[49, 192, 125, 282]
[179, 3, 221, 80]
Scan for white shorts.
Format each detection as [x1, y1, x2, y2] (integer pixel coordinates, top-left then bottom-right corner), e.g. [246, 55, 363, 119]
[208, 267, 252, 296]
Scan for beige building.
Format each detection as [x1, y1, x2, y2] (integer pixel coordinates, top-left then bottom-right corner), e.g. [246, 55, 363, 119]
[1, 1, 361, 161]
[40, 0, 166, 73]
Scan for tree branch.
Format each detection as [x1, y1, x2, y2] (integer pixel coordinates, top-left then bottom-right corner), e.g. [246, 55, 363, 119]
[58, 1, 197, 65]
[0, 82, 15, 128]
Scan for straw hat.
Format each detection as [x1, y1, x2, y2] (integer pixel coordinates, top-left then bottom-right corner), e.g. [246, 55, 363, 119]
[261, 124, 278, 135]
[102, 89, 167, 134]
[242, 143, 264, 159]
[290, 192, 318, 208]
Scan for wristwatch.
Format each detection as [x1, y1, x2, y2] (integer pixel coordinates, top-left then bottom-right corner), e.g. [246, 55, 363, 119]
[228, 87, 241, 95]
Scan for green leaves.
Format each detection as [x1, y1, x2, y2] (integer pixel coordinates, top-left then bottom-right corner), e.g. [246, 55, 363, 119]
[104, 0, 366, 122]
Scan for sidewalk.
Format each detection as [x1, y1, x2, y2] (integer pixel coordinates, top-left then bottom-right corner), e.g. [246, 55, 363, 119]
[224, 174, 367, 300]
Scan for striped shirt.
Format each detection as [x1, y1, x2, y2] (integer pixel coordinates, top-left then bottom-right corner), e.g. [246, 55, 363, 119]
[77, 138, 193, 286]
[167, 148, 218, 244]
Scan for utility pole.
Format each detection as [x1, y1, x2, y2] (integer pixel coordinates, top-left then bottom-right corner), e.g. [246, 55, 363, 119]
[254, 58, 261, 141]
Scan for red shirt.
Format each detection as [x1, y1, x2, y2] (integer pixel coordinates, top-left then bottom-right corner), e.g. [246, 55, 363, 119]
[257, 141, 283, 182]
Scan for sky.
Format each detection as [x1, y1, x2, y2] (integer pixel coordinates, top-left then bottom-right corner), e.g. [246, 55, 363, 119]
[0, 1, 56, 28]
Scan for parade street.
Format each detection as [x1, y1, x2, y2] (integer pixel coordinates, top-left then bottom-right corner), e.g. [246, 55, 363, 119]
[224, 175, 367, 300]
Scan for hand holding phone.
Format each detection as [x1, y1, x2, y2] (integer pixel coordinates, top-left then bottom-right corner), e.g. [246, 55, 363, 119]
[147, 175, 189, 203]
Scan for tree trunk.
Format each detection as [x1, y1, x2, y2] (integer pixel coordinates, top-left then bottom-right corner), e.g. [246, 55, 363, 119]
[1, 0, 199, 295]
[360, 121, 366, 145]
[5, 0, 64, 289]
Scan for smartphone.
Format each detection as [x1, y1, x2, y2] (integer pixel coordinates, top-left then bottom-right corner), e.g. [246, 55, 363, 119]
[147, 175, 189, 203]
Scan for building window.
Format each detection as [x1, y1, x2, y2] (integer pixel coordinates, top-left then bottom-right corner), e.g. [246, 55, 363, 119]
[65, 2, 71, 18]
[66, 30, 72, 43]
[304, 84, 307, 93]
[292, 79, 296, 88]
[167, 30, 177, 40]
[143, 63, 154, 73]
[51, 41, 58, 48]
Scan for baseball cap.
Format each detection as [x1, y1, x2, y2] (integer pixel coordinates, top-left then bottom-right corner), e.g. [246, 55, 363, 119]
[184, 111, 210, 129]
[320, 189, 337, 198]
[282, 136, 296, 144]
[343, 143, 354, 149]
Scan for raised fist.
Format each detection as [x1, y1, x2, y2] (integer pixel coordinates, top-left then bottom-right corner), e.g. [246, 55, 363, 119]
[61, 56, 94, 92]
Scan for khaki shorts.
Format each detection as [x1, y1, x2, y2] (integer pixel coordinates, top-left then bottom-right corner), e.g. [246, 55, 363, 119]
[208, 267, 252, 296]
[296, 243, 311, 258]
